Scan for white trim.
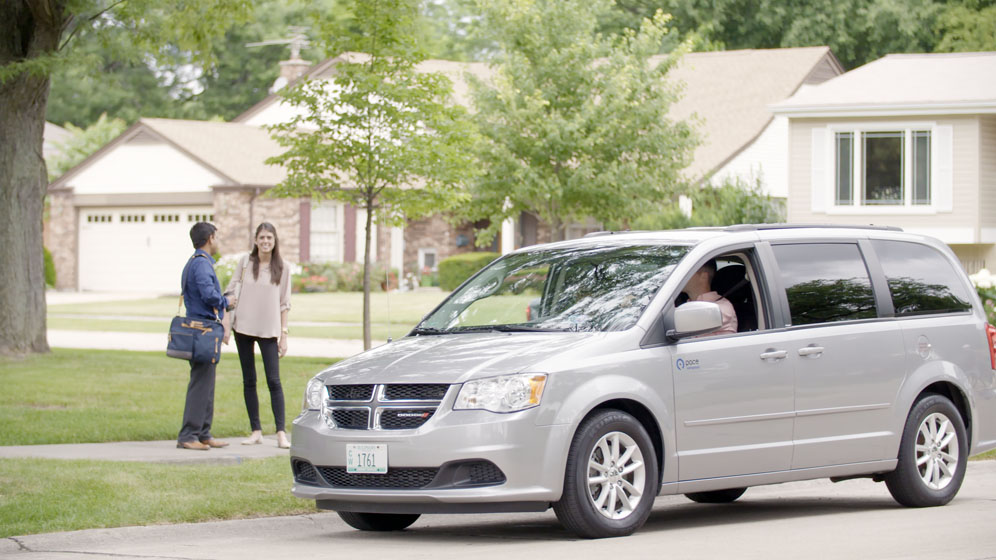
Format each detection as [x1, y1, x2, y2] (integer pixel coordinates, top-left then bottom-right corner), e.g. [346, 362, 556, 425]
[902, 227, 976, 244]
[772, 102, 996, 117]
[824, 206, 938, 216]
[390, 226, 404, 274]
[501, 217, 515, 254]
[980, 228, 996, 244]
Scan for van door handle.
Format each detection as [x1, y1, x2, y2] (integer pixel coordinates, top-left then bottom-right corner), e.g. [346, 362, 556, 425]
[798, 345, 825, 357]
[759, 349, 788, 361]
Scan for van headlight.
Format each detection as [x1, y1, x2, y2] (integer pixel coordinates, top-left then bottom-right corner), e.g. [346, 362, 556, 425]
[453, 374, 547, 413]
[303, 376, 326, 411]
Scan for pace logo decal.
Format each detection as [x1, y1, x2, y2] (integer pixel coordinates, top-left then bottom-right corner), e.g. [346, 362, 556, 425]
[676, 358, 700, 371]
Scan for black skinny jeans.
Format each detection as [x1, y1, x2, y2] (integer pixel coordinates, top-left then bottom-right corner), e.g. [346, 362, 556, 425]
[233, 331, 285, 432]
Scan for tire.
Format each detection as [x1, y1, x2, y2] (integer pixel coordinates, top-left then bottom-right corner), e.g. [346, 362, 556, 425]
[337, 511, 421, 531]
[885, 394, 968, 508]
[553, 409, 659, 539]
[685, 487, 747, 504]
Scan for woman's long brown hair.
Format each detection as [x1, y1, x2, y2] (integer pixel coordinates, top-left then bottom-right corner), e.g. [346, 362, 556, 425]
[250, 222, 283, 285]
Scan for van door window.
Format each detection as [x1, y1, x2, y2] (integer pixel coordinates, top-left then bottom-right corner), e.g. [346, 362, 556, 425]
[870, 240, 973, 316]
[772, 243, 877, 326]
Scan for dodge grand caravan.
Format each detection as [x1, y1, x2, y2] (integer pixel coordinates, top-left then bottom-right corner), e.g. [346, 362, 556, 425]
[290, 225, 996, 538]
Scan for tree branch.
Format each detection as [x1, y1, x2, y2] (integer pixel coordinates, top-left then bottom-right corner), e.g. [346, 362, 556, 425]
[58, 0, 128, 52]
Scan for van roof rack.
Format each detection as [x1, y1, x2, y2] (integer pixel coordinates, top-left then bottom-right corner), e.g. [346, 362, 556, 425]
[584, 224, 903, 237]
[720, 223, 904, 232]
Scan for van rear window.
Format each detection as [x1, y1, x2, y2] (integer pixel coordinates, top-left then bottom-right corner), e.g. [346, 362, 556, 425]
[870, 240, 972, 316]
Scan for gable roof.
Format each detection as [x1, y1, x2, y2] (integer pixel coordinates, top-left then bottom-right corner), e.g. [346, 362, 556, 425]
[664, 46, 842, 179]
[54, 47, 840, 193]
[235, 48, 840, 180]
[771, 52, 996, 117]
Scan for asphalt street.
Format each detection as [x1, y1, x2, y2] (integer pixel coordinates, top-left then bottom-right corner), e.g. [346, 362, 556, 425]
[5, 460, 996, 560]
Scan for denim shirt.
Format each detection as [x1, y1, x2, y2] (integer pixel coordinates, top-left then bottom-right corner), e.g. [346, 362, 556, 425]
[181, 250, 226, 321]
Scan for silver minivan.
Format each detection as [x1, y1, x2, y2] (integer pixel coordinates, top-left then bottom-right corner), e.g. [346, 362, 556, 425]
[290, 225, 996, 538]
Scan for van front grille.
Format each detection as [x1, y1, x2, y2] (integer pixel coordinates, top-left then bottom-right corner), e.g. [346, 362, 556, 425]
[325, 383, 450, 431]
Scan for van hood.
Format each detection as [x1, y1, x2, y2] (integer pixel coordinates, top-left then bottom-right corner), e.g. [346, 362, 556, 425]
[316, 332, 600, 385]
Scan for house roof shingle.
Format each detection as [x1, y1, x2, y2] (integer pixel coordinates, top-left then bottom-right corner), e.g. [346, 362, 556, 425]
[662, 46, 840, 178]
[140, 118, 287, 185]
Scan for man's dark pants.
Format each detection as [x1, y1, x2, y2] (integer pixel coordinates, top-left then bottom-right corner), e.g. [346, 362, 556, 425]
[178, 360, 216, 443]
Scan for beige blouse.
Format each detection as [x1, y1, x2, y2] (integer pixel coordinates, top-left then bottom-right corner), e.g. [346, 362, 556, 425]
[228, 255, 291, 339]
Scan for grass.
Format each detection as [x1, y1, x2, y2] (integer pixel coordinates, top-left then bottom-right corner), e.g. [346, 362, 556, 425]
[0, 456, 313, 537]
[0, 349, 335, 446]
[49, 290, 449, 324]
[47, 316, 414, 341]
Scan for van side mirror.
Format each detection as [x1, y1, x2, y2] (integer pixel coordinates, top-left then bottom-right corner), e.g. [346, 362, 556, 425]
[667, 301, 723, 339]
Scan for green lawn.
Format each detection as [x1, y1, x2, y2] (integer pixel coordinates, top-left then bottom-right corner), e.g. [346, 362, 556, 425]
[49, 290, 449, 324]
[47, 316, 414, 341]
[0, 349, 335, 445]
[0, 456, 313, 537]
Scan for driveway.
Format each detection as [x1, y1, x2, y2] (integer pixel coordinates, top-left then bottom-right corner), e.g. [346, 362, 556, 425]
[5, 461, 996, 559]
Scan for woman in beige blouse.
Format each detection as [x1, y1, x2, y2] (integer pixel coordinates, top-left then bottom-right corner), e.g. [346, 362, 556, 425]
[227, 223, 292, 448]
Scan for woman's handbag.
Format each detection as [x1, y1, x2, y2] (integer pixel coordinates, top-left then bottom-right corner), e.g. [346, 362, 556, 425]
[167, 255, 224, 364]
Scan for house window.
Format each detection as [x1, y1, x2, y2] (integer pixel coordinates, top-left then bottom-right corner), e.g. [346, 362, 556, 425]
[418, 248, 438, 272]
[310, 201, 342, 263]
[835, 132, 853, 205]
[834, 128, 931, 208]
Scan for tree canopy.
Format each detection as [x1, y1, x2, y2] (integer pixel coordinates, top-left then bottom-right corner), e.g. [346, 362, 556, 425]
[267, 0, 478, 349]
[464, 0, 697, 243]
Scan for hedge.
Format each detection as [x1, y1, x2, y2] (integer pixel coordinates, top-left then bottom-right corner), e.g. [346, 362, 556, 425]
[43, 247, 56, 287]
[439, 252, 500, 291]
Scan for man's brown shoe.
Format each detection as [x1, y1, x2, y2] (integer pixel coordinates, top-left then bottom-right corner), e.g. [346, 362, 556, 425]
[177, 440, 210, 450]
[201, 438, 230, 448]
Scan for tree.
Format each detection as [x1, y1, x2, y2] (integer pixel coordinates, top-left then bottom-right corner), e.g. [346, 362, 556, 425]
[46, 0, 338, 129]
[632, 177, 785, 230]
[0, 1, 251, 355]
[464, 0, 697, 244]
[267, 0, 478, 350]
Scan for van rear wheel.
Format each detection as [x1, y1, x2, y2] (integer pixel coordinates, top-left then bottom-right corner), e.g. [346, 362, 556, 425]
[337, 512, 421, 531]
[885, 394, 967, 507]
[553, 410, 658, 538]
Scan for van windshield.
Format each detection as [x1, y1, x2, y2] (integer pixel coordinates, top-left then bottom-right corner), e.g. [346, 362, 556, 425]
[416, 244, 689, 334]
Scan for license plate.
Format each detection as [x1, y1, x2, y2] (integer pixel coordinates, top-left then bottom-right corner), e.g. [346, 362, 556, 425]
[346, 444, 387, 474]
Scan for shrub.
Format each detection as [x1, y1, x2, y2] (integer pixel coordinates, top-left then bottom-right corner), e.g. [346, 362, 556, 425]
[439, 252, 500, 291]
[43, 247, 56, 287]
[970, 269, 996, 324]
[291, 262, 398, 293]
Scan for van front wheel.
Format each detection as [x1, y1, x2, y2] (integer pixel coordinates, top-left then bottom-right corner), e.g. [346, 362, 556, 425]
[553, 410, 658, 538]
[885, 394, 967, 507]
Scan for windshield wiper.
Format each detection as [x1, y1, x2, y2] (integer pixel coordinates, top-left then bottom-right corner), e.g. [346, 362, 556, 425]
[490, 324, 569, 332]
[411, 326, 446, 335]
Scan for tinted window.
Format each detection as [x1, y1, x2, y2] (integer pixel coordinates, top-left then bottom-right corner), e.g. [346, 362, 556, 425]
[871, 240, 972, 316]
[773, 244, 877, 326]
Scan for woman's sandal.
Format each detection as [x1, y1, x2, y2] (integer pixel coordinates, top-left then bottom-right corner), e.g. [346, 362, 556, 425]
[276, 431, 291, 449]
[241, 431, 263, 445]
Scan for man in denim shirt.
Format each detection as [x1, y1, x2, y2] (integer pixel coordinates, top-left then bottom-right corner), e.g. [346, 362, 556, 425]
[177, 222, 236, 450]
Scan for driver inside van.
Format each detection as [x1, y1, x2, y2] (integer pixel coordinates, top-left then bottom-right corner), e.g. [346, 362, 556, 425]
[681, 259, 738, 336]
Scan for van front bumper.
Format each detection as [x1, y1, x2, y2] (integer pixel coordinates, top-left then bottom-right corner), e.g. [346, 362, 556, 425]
[289, 407, 572, 513]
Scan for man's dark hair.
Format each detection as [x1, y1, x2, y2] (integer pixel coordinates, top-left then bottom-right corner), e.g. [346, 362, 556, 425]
[190, 222, 217, 249]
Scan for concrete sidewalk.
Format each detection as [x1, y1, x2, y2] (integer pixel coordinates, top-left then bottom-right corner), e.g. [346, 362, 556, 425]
[47, 329, 373, 359]
[0, 436, 290, 465]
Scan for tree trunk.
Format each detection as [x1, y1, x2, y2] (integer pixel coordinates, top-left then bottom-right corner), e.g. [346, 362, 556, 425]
[0, 3, 64, 355]
[361, 195, 374, 350]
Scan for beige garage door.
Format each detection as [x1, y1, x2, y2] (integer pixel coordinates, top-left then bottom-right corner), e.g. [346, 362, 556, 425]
[78, 207, 214, 293]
